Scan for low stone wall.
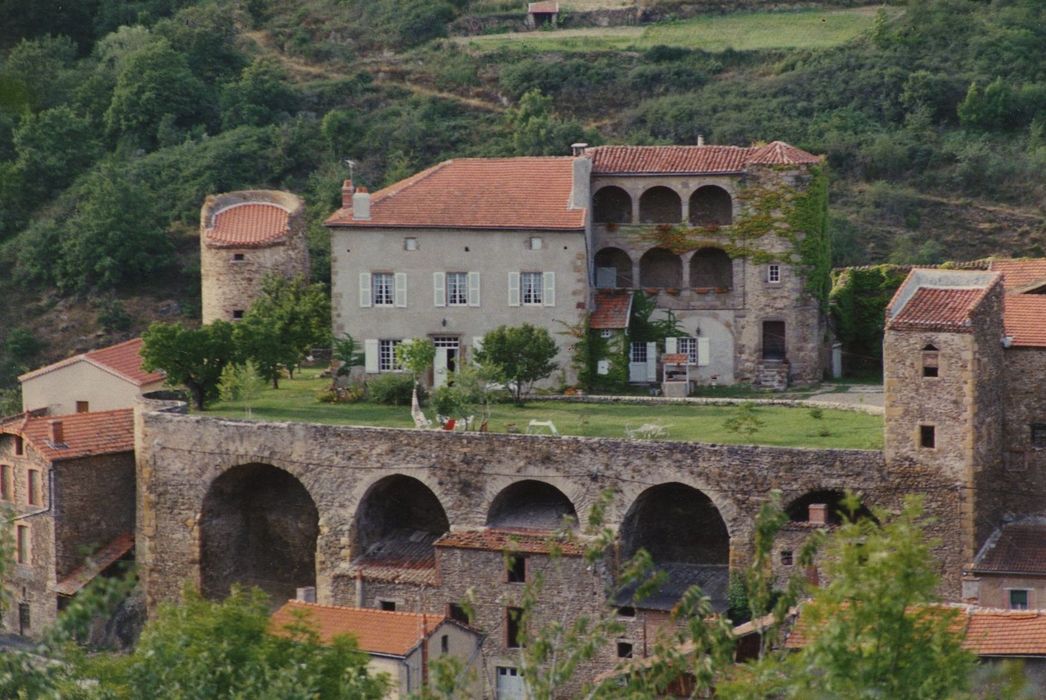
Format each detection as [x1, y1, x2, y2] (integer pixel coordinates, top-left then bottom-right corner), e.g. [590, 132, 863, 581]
[541, 393, 885, 414]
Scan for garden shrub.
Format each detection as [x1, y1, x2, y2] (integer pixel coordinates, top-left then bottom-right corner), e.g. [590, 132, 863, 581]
[367, 373, 426, 405]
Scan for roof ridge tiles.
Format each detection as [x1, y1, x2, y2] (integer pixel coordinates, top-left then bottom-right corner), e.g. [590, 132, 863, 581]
[282, 599, 446, 620]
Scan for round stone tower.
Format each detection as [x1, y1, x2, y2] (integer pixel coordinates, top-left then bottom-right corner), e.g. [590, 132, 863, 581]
[199, 190, 308, 324]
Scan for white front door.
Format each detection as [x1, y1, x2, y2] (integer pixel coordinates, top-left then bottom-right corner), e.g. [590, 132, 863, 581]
[496, 667, 526, 700]
[434, 348, 449, 388]
[628, 341, 647, 383]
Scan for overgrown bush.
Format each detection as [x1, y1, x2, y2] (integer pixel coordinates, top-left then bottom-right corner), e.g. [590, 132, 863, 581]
[367, 373, 425, 405]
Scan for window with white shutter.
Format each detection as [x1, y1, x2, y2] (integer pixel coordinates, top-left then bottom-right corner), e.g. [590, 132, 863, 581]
[508, 272, 521, 307]
[394, 273, 407, 307]
[543, 271, 555, 307]
[468, 271, 481, 307]
[447, 272, 468, 306]
[359, 272, 372, 307]
[372, 273, 394, 306]
[433, 272, 446, 307]
[364, 339, 379, 373]
[521, 272, 543, 305]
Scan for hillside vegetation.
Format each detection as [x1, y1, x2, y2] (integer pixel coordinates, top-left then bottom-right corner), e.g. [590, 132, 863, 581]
[0, 0, 1043, 391]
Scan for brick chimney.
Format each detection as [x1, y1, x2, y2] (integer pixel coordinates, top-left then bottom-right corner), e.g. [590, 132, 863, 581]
[49, 419, 63, 445]
[808, 503, 828, 526]
[352, 187, 371, 221]
[341, 179, 355, 208]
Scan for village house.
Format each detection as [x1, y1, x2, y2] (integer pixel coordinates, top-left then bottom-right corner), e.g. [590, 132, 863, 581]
[0, 409, 135, 636]
[270, 599, 484, 699]
[199, 189, 309, 324]
[325, 141, 829, 390]
[18, 337, 164, 416]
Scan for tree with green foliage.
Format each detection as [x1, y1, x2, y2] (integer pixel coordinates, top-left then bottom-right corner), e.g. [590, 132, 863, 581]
[333, 333, 365, 377]
[104, 39, 206, 147]
[505, 89, 591, 156]
[723, 401, 766, 438]
[141, 321, 237, 410]
[476, 324, 558, 404]
[221, 57, 298, 129]
[12, 105, 100, 201]
[218, 359, 266, 417]
[395, 337, 436, 411]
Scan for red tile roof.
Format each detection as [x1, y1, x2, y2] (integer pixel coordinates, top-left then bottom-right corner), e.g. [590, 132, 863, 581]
[348, 535, 438, 585]
[325, 158, 586, 231]
[270, 601, 445, 656]
[972, 522, 1046, 574]
[528, 1, 558, 12]
[435, 528, 584, 556]
[1004, 295, 1046, 348]
[1, 409, 134, 462]
[55, 533, 134, 596]
[990, 258, 1046, 293]
[19, 338, 164, 387]
[887, 287, 988, 333]
[590, 291, 633, 329]
[964, 610, 1046, 656]
[206, 202, 290, 247]
[587, 141, 819, 175]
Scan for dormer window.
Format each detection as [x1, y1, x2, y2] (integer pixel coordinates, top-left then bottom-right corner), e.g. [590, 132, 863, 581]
[922, 344, 939, 377]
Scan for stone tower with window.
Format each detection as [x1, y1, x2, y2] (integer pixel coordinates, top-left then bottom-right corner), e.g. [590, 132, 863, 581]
[199, 190, 308, 324]
[883, 269, 1006, 560]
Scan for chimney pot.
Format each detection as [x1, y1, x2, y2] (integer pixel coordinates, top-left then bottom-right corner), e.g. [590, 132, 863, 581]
[296, 586, 317, 603]
[808, 503, 828, 526]
[49, 420, 64, 445]
[697, 135, 705, 146]
[341, 179, 354, 208]
[571, 142, 588, 156]
[352, 188, 371, 220]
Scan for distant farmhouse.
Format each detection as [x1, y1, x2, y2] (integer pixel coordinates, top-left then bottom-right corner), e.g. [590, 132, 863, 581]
[326, 141, 828, 390]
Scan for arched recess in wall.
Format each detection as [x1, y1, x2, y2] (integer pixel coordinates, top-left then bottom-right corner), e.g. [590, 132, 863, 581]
[638, 186, 682, 224]
[594, 247, 634, 288]
[689, 185, 733, 226]
[199, 463, 319, 601]
[639, 248, 683, 288]
[487, 480, 578, 530]
[352, 474, 450, 566]
[689, 247, 733, 289]
[619, 482, 730, 611]
[785, 489, 876, 525]
[593, 186, 632, 224]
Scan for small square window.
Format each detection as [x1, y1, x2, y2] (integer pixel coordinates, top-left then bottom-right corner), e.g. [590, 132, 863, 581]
[404, 237, 418, 251]
[529, 237, 543, 250]
[232, 310, 244, 320]
[767, 265, 781, 284]
[506, 607, 524, 648]
[600, 329, 613, 339]
[76, 401, 89, 413]
[379, 600, 396, 612]
[231, 253, 245, 262]
[448, 603, 471, 624]
[1031, 424, 1046, 448]
[919, 425, 936, 449]
[617, 641, 634, 658]
[507, 555, 526, 583]
[1010, 589, 1029, 610]
[781, 550, 794, 566]
[617, 606, 636, 618]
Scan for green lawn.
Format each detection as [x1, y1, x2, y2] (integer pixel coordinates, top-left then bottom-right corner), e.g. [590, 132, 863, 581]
[208, 373, 883, 450]
[458, 7, 895, 54]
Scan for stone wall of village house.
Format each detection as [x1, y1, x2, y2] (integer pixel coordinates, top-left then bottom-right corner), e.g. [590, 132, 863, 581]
[199, 192, 309, 325]
[0, 433, 57, 635]
[999, 348, 1046, 520]
[966, 573, 1046, 611]
[53, 454, 135, 580]
[135, 408, 965, 616]
[589, 165, 825, 387]
[329, 226, 588, 387]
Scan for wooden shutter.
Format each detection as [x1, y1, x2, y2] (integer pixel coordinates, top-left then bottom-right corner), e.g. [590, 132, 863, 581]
[433, 272, 446, 307]
[364, 339, 379, 373]
[698, 337, 711, 366]
[472, 336, 485, 366]
[508, 272, 520, 307]
[394, 273, 407, 307]
[543, 271, 556, 307]
[468, 271, 481, 307]
[359, 273, 372, 307]
[645, 341, 657, 381]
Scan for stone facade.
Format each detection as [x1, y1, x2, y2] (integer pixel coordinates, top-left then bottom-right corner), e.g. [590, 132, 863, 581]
[199, 190, 308, 324]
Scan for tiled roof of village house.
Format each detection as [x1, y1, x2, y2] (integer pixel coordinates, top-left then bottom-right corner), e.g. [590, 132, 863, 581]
[206, 202, 290, 247]
[989, 258, 1046, 293]
[55, 532, 134, 596]
[1004, 295, 1046, 347]
[18, 337, 164, 387]
[271, 601, 445, 656]
[528, 1, 559, 12]
[590, 291, 633, 329]
[964, 610, 1046, 656]
[972, 521, 1046, 574]
[325, 158, 587, 231]
[887, 287, 990, 333]
[435, 528, 585, 556]
[587, 141, 820, 175]
[0, 409, 134, 462]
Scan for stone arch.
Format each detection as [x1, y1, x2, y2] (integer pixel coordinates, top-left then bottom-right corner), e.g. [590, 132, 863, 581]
[487, 480, 578, 530]
[639, 248, 683, 288]
[689, 247, 733, 289]
[639, 186, 682, 224]
[594, 247, 634, 288]
[593, 186, 632, 224]
[352, 474, 450, 563]
[785, 489, 875, 525]
[689, 185, 733, 226]
[200, 463, 319, 602]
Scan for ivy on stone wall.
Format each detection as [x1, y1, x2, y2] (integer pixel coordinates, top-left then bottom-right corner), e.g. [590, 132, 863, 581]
[788, 165, 831, 309]
[829, 264, 909, 369]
